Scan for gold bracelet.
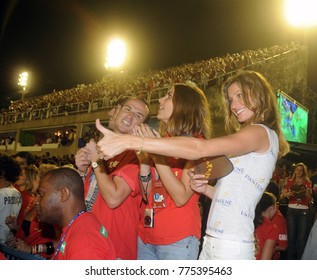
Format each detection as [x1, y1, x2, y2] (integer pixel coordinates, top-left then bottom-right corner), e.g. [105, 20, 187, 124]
[136, 136, 144, 155]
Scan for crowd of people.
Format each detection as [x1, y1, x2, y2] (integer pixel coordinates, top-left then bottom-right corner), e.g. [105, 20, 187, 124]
[0, 41, 301, 125]
[1, 69, 316, 261]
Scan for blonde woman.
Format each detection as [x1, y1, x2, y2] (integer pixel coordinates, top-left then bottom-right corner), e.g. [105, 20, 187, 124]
[281, 162, 312, 259]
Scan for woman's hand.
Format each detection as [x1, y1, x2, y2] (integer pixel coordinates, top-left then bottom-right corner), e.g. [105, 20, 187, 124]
[187, 168, 216, 199]
[132, 124, 160, 162]
[188, 168, 209, 194]
[133, 124, 160, 139]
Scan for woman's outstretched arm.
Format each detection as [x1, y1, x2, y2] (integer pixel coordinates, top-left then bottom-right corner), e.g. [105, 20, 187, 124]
[96, 119, 269, 160]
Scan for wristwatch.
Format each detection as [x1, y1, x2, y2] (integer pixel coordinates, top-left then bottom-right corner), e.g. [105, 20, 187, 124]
[91, 160, 102, 169]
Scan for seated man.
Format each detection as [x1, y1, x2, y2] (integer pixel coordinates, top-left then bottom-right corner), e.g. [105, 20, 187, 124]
[35, 167, 116, 260]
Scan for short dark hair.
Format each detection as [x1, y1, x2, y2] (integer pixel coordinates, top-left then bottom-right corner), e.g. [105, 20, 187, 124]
[266, 181, 280, 200]
[42, 167, 84, 201]
[0, 154, 22, 183]
[14, 151, 36, 166]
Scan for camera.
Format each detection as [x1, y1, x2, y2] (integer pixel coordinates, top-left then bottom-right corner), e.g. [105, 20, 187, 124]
[144, 208, 154, 228]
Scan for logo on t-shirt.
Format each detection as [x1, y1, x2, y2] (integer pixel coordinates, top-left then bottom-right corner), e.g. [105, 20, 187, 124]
[60, 242, 66, 254]
[100, 226, 108, 238]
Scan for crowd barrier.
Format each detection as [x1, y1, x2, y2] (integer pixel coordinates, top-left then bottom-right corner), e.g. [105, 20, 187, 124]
[0, 243, 46, 260]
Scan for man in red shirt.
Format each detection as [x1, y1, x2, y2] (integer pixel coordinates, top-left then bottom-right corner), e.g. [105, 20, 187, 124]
[35, 167, 116, 260]
[75, 97, 150, 259]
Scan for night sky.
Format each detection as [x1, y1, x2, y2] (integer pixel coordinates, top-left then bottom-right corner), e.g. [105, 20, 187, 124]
[0, 0, 316, 108]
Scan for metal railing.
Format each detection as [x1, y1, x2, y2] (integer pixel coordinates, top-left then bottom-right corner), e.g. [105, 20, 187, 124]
[0, 243, 46, 260]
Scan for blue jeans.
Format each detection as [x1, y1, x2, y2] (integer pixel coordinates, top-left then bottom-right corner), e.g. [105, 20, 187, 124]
[137, 236, 200, 260]
[286, 208, 309, 259]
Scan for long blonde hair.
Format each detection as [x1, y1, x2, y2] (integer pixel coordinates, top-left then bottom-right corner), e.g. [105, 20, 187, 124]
[24, 165, 40, 193]
[292, 162, 310, 181]
[222, 70, 289, 158]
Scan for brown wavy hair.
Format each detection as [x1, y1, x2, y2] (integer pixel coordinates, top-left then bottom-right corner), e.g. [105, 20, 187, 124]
[159, 83, 212, 139]
[222, 70, 289, 158]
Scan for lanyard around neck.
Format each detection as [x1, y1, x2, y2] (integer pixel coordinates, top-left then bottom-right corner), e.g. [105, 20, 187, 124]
[53, 210, 86, 259]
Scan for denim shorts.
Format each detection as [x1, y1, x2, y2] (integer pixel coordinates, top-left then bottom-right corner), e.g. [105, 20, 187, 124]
[137, 236, 200, 260]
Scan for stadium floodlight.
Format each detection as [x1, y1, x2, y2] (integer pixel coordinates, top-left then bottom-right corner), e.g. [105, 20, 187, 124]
[284, 0, 317, 27]
[18, 72, 29, 100]
[104, 38, 127, 70]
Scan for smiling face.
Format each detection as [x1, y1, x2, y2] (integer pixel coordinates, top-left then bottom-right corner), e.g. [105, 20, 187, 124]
[227, 82, 255, 123]
[113, 99, 149, 134]
[294, 165, 304, 178]
[157, 86, 174, 123]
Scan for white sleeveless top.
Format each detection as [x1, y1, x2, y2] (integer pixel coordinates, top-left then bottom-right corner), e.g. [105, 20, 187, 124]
[205, 124, 279, 243]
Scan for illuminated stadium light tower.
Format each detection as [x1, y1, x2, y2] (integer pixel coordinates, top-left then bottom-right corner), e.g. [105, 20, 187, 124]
[284, 0, 317, 45]
[284, 0, 317, 28]
[18, 71, 29, 100]
[104, 38, 127, 77]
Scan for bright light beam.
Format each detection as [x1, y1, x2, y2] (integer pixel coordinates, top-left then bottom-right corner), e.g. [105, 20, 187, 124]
[104, 39, 127, 69]
[18, 72, 28, 91]
[285, 0, 317, 27]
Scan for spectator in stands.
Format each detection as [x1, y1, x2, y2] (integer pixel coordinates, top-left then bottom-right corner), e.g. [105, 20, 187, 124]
[0, 251, 7, 260]
[6, 164, 60, 259]
[6, 166, 41, 233]
[35, 167, 116, 260]
[75, 97, 149, 260]
[134, 82, 212, 260]
[0, 154, 22, 244]
[281, 162, 312, 259]
[13, 152, 37, 169]
[13, 167, 28, 193]
[308, 166, 317, 230]
[277, 164, 291, 218]
[265, 181, 288, 260]
[254, 192, 279, 259]
[0, 42, 301, 125]
[96, 70, 290, 260]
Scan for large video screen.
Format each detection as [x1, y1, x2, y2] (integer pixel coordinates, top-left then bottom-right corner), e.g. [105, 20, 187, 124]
[276, 91, 308, 144]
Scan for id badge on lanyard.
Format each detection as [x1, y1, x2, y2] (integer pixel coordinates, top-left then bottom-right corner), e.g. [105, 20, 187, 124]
[152, 169, 166, 209]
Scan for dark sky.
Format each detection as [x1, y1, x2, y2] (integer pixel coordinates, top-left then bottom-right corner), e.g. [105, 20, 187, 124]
[0, 0, 316, 108]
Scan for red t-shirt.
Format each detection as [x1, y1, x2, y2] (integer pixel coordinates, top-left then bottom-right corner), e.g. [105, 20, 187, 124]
[272, 208, 288, 260]
[139, 157, 201, 245]
[255, 217, 279, 260]
[54, 212, 116, 260]
[84, 151, 141, 260]
[15, 194, 60, 259]
[16, 190, 35, 228]
[284, 178, 312, 207]
[0, 252, 7, 260]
